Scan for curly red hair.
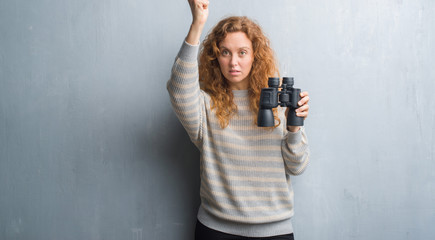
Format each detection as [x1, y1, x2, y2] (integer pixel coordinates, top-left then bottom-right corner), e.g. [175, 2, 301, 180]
[199, 16, 280, 128]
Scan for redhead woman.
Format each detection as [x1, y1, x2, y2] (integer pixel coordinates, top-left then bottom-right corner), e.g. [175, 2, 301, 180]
[167, 1, 310, 239]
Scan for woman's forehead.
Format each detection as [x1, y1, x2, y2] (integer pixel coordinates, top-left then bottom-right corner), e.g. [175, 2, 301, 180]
[219, 32, 252, 49]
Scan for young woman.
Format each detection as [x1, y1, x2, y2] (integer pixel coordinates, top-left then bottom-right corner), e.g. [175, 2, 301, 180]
[167, 1, 310, 239]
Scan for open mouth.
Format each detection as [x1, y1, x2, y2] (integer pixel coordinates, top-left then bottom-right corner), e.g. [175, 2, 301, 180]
[229, 70, 241, 75]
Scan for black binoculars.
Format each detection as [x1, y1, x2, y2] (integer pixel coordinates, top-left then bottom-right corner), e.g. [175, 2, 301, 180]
[257, 77, 304, 127]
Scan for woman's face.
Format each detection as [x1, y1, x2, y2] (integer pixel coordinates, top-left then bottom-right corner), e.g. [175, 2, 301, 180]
[217, 32, 254, 90]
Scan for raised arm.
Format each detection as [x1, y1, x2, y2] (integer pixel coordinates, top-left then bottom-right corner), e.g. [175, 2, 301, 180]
[166, 0, 210, 147]
[186, 0, 209, 45]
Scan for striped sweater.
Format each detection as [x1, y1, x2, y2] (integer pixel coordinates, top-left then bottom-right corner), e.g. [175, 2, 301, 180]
[167, 41, 310, 237]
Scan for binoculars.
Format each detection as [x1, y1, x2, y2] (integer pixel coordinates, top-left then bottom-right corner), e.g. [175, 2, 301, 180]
[257, 77, 304, 127]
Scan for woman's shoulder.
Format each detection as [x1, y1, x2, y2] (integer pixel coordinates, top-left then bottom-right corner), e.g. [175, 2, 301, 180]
[199, 89, 211, 102]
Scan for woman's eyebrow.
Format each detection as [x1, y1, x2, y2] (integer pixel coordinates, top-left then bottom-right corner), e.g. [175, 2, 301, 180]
[219, 45, 251, 50]
[239, 47, 251, 50]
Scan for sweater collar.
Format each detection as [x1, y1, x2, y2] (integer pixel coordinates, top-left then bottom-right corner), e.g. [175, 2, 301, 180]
[232, 89, 249, 98]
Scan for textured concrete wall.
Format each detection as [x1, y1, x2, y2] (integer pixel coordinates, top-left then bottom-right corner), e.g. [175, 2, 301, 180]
[1, 0, 434, 239]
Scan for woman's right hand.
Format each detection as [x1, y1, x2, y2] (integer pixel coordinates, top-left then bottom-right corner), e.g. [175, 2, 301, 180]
[186, 0, 209, 45]
[188, 0, 209, 27]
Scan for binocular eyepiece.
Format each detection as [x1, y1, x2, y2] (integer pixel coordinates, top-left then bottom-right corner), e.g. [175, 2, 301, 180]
[257, 77, 304, 127]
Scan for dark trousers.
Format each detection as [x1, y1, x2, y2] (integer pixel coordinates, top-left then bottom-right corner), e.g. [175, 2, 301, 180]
[195, 220, 295, 240]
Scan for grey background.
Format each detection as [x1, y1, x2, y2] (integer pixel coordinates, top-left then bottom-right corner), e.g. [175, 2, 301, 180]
[1, 0, 434, 239]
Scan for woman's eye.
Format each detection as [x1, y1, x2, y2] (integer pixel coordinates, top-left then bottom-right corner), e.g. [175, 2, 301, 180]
[240, 51, 247, 56]
[222, 50, 229, 56]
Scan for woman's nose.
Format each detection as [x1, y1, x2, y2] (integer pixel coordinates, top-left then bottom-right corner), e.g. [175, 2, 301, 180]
[230, 56, 238, 66]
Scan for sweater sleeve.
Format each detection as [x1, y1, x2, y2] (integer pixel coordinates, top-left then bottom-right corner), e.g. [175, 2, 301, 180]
[166, 41, 204, 147]
[281, 127, 310, 175]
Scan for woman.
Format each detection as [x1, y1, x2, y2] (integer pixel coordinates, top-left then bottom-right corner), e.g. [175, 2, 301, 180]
[167, 1, 310, 239]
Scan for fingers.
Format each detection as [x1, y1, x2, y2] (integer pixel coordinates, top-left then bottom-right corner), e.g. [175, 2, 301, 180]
[296, 91, 309, 119]
[202, 0, 209, 9]
[189, 0, 209, 26]
[295, 104, 309, 118]
[298, 91, 309, 107]
[200, 0, 209, 11]
[189, 0, 209, 9]
[285, 91, 310, 119]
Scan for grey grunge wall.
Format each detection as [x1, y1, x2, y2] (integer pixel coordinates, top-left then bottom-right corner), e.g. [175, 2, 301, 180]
[1, 0, 434, 239]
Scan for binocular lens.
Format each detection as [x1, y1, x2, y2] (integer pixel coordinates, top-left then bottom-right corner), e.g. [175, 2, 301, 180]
[282, 77, 294, 86]
[257, 108, 275, 127]
[268, 77, 280, 88]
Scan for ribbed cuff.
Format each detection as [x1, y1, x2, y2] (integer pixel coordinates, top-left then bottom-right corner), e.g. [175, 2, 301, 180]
[177, 40, 200, 62]
[286, 127, 304, 145]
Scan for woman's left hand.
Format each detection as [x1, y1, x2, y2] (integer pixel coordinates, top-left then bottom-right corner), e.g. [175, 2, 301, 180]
[295, 91, 310, 119]
[286, 91, 310, 132]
